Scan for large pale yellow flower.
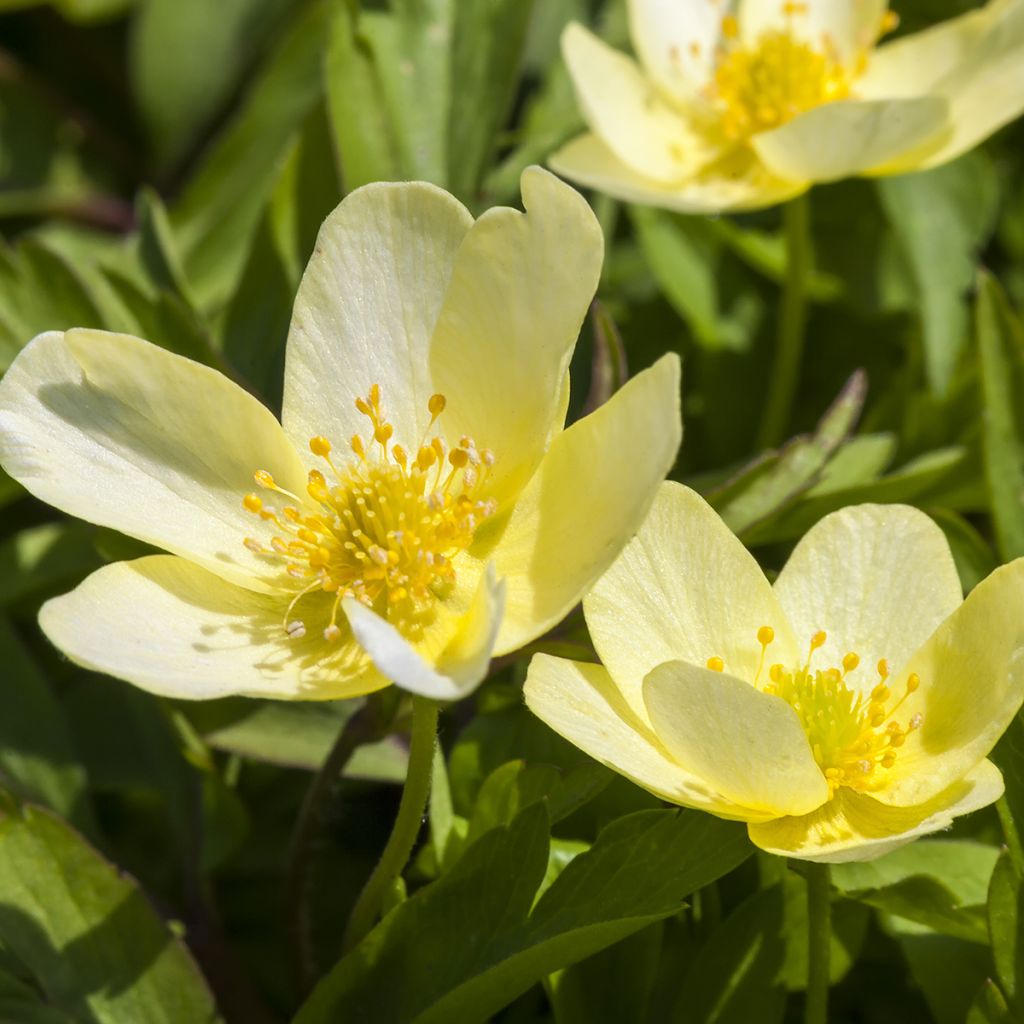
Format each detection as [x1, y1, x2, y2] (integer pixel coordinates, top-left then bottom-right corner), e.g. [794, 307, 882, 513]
[525, 483, 1024, 862]
[552, 0, 1024, 212]
[0, 168, 681, 703]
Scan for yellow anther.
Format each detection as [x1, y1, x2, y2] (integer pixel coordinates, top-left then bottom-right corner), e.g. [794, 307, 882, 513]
[881, 752, 897, 769]
[309, 436, 332, 457]
[757, 625, 775, 646]
[392, 444, 407, 468]
[254, 470, 275, 489]
[842, 652, 860, 673]
[449, 448, 469, 469]
[877, 658, 890, 679]
[721, 13, 739, 37]
[368, 383, 381, 406]
[416, 445, 436, 470]
[323, 624, 342, 643]
[811, 631, 827, 650]
[906, 673, 920, 693]
[707, 656, 725, 672]
[880, 10, 899, 35]
[769, 664, 784, 683]
[351, 435, 366, 459]
[243, 493, 263, 513]
[355, 396, 371, 415]
[374, 422, 393, 444]
[428, 393, 447, 418]
[871, 684, 891, 703]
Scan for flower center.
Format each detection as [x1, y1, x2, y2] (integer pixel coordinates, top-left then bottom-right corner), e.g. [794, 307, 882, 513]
[243, 385, 497, 644]
[710, 20, 851, 142]
[708, 628, 922, 795]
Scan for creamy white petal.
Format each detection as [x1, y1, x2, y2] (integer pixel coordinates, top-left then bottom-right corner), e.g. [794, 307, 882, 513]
[752, 97, 950, 182]
[428, 167, 603, 503]
[524, 654, 768, 821]
[749, 760, 1004, 863]
[343, 564, 505, 700]
[485, 355, 682, 658]
[584, 482, 799, 723]
[0, 330, 307, 593]
[628, 0, 728, 104]
[644, 660, 829, 816]
[39, 556, 386, 700]
[562, 22, 718, 182]
[773, 504, 962, 698]
[282, 181, 473, 459]
[740, 0, 889, 64]
[550, 132, 807, 213]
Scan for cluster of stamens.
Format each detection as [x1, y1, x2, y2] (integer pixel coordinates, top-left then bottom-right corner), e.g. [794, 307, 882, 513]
[707, 627, 922, 795]
[242, 385, 497, 645]
[676, 4, 901, 143]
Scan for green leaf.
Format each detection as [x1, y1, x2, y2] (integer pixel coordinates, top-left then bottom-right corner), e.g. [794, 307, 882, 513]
[0, 615, 93, 834]
[0, 793, 221, 1024]
[131, 0, 301, 169]
[0, 523, 101, 610]
[976, 272, 1024, 561]
[447, 0, 536, 202]
[295, 807, 751, 1024]
[987, 851, 1024, 1008]
[169, 0, 329, 311]
[967, 979, 1014, 1024]
[930, 508, 999, 594]
[549, 922, 662, 1024]
[878, 151, 1000, 395]
[708, 369, 867, 537]
[671, 887, 786, 1024]
[832, 839, 999, 943]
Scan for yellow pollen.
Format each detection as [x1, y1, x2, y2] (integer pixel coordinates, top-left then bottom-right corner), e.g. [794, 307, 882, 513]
[707, 656, 725, 672]
[761, 633, 923, 795]
[711, 28, 851, 142]
[243, 386, 497, 646]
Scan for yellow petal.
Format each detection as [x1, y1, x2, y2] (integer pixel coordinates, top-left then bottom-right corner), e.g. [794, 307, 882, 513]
[749, 760, 1004, 863]
[342, 564, 505, 700]
[0, 330, 307, 593]
[485, 354, 681, 657]
[524, 654, 766, 821]
[627, 0, 724, 105]
[282, 181, 473, 458]
[772, 504, 962, 700]
[739, 0, 889, 65]
[550, 132, 808, 214]
[584, 482, 799, 723]
[644, 659, 830, 816]
[875, 558, 1024, 806]
[38, 556, 386, 700]
[562, 22, 717, 182]
[752, 98, 950, 182]
[428, 167, 602, 502]
[912, 0, 1024, 170]
[859, 2, 997, 99]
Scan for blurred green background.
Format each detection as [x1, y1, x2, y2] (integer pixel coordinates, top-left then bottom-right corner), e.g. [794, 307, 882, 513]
[2, 1, 1024, 1022]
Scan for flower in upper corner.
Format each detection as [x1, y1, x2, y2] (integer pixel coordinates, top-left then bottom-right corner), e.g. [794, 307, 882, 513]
[0, 167, 681, 704]
[525, 482, 1024, 862]
[551, 0, 1024, 213]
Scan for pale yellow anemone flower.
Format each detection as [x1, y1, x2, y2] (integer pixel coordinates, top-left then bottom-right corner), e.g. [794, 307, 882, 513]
[0, 168, 681, 704]
[551, 0, 1024, 212]
[525, 483, 1024, 862]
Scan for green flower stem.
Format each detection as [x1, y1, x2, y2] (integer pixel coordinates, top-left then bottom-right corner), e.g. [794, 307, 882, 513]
[343, 695, 440, 952]
[758, 193, 811, 451]
[287, 693, 396, 994]
[804, 861, 832, 1024]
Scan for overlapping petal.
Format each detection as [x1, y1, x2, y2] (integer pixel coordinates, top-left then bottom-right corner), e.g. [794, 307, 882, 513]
[428, 167, 603, 503]
[749, 760, 1004, 863]
[773, 504, 963, 698]
[549, 133, 807, 214]
[874, 558, 1024, 806]
[644, 660, 829, 816]
[585, 482, 798, 721]
[484, 354, 681, 657]
[343, 563, 505, 700]
[282, 181, 473, 457]
[627, 0, 725, 105]
[523, 654, 766, 821]
[39, 556, 387, 701]
[0, 329, 307, 593]
[562, 23, 717, 183]
[752, 97, 950, 183]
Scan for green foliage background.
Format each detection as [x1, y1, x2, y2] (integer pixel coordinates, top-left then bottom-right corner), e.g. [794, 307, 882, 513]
[1, 0, 1024, 1021]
